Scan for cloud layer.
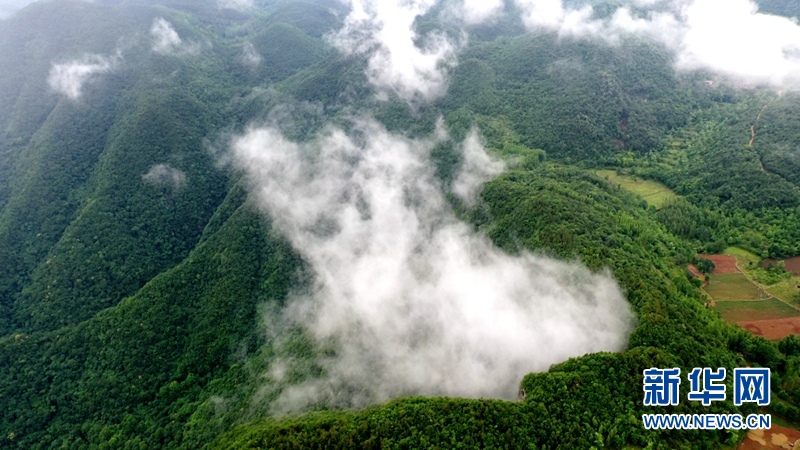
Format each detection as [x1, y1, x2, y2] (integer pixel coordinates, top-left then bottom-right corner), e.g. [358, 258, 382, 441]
[513, 0, 800, 87]
[329, 0, 460, 104]
[217, 0, 254, 11]
[233, 118, 634, 411]
[48, 53, 118, 100]
[460, 0, 505, 24]
[330, 0, 800, 93]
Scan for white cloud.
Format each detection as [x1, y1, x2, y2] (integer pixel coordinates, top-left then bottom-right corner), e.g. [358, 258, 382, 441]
[328, 0, 461, 105]
[452, 127, 505, 205]
[515, 0, 566, 30]
[150, 17, 199, 55]
[47, 53, 118, 100]
[232, 117, 634, 411]
[676, 0, 800, 86]
[608, 7, 683, 48]
[513, 0, 800, 88]
[241, 42, 262, 66]
[460, 0, 505, 24]
[217, 0, 254, 11]
[142, 164, 187, 190]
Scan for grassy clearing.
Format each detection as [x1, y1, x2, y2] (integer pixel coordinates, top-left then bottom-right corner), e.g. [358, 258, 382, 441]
[724, 246, 760, 266]
[714, 298, 799, 321]
[594, 170, 678, 209]
[760, 277, 800, 305]
[725, 246, 800, 305]
[704, 273, 768, 301]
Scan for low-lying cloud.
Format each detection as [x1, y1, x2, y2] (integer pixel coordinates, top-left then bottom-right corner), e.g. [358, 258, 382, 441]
[217, 0, 254, 11]
[48, 53, 119, 100]
[142, 163, 186, 191]
[514, 0, 800, 88]
[329, 0, 800, 104]
[241, 42, 262, 66]
[329, 0, 461, 104]
[232, 117, 634, 411]
[459, 0, 505, 24]
[150, 17, 200, 55]
[677, 0, 800, 86]
[151, 18, 183, 54]
[0, 0, 37, 19]
[452, 127, 505, 205]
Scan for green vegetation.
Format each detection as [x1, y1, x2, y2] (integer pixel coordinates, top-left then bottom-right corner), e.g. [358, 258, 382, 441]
[750, 263, 793, 286]
[2, 0, 800, 448]
[759, 278, 800, 306]
[725, 246, 761, 265]
[722, 248, 800, 305]
[594, 169, 678, 209]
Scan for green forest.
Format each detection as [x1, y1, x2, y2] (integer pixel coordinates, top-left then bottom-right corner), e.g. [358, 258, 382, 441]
[2, 0, 800, 448]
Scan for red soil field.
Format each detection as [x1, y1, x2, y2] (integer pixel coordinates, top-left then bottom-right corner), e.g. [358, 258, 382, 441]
[740, 424, 800, 449]
[763, 256, 800, 276]
[737, 317, 800, 341]
[698, 254, 739, 274]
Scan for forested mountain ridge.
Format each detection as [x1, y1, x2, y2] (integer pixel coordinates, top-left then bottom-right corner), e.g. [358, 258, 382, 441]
[2, 0, 800, 448]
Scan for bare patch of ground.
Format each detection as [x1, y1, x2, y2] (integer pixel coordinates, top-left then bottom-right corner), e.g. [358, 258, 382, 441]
[698, 254, 740, 274]
[737, 317, 800, 340]
[740, 424, 800, 449]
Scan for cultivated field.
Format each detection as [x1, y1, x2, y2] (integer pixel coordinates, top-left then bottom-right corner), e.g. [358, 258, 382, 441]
[721, 248, 800, 306]
[715, 298, 799, 322]
[704, 273, 768, 301]
[738, 317, 800, 340]
[698, 254, 740, 274]
[594, 170, 678, 209]
[702, 250, 800, 340]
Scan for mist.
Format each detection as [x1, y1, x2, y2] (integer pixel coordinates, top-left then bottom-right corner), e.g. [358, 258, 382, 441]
[142, 163, 187, 191]
[222, 0, 649, 414]
[227, 0, 798, 414]
[217, 0, 254, 11]
[48, 52, 119, 100]
[0, 0, 37, 19]
[150, 17, 201, 55]
[459, 0, 505, 24]
[329, 0, 461, 104]
[232, 117, 635, 411]
[511, 0, 800, 88]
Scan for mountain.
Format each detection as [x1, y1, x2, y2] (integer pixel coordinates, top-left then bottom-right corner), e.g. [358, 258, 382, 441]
[2, 0, 800, 448]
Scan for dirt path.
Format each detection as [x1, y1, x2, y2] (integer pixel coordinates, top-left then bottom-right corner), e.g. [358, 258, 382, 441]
[749, 104, 772, 174]
[749, 104, 768, 148]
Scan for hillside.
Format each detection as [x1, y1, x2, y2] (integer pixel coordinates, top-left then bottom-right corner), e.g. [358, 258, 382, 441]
[2, 0, 800, 448]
